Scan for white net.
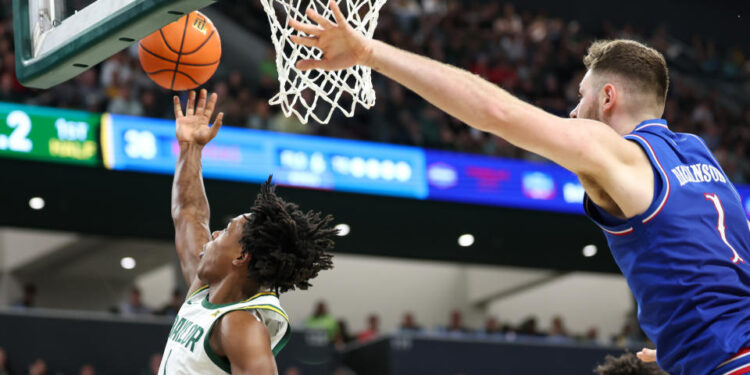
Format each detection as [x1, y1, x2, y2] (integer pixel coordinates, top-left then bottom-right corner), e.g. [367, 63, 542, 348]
[260, 0, 387, 124]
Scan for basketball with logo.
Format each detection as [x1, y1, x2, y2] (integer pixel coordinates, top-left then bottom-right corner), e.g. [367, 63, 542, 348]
[138, 11, 221, 91]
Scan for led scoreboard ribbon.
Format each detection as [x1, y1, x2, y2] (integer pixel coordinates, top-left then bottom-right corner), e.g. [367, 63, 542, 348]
[100, 113, 750, 218]
[102, 114, 429, 199]
[0, 102, 100, 165]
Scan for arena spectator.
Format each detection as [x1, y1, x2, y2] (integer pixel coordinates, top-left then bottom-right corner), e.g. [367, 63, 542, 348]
[283, 366, 301, 375]
[27, 359, 47, 375]
[120, 287, 151, 316]
[305, 301, 339, 340]
[332, 319, 353, 350]
[356, 314, 380, 343]
[445, 309, 469, 334]
[482, 316, 503, 335]
[141, 353, 161, 375]
[398, 312, 423, 333]
[12, 283, 36, 309]
[0, 347, 9, 375]
[549, 315, 569, 337]
[517, 316, 543, 337]
[79, 364, 95, 375]
[156, 289, 183, 318]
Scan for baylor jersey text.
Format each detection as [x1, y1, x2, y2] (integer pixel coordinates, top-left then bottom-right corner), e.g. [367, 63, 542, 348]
[158, 286, 290, 374]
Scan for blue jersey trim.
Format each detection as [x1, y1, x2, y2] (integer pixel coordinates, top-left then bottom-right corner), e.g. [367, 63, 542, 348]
[625, 133, 671, 224]
[581, 121, 670, 236]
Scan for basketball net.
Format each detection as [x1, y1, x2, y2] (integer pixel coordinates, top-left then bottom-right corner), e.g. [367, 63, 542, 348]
[260, 0, 386, 124]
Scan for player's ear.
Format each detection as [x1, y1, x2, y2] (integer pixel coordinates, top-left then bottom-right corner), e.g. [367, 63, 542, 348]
[232, 252, 251, 267]
[601, 83, 617, 113]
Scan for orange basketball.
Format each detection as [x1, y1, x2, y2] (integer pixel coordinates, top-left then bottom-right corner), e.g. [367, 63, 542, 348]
[138, 11, 221, 91]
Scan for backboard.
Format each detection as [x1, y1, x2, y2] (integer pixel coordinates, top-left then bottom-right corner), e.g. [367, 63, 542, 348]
[13, 0, 217, 89]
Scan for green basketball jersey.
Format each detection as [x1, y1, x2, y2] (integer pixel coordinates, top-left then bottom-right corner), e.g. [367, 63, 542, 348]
[158, 286, 290, 374]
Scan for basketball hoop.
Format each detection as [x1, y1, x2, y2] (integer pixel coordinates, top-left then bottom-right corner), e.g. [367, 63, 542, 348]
[259, 0, 386, 124]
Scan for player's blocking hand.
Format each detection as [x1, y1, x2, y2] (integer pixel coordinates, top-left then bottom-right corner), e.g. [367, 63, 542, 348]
[174, 89, 224, 146]
[288, 0, 372, 71]
[637, 348, 657, 363]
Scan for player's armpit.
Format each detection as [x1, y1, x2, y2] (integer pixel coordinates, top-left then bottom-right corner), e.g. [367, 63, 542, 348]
[490, 108, 654, 217]
[217, 311, 278, 375]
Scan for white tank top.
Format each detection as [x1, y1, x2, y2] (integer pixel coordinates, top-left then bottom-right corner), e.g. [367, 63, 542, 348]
[157, 286, 290, 374]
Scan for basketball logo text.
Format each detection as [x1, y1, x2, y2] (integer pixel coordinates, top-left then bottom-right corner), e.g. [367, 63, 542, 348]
[193, 17, 207, 34]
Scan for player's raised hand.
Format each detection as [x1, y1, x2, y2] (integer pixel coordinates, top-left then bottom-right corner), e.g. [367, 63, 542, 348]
[288, 0, 372, 71]
[637, 348, 657, 363]
[174, 89, 224, 146]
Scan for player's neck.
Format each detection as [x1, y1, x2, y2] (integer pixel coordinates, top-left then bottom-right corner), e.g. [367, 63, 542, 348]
[607, 110, 662, 135]
[206, 274, 261, 305]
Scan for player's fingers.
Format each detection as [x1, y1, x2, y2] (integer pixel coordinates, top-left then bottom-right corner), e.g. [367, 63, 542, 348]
[295, 59, 323, 71]
[196, 89, 207, 115]
[186, 91, 196, 116]
[173, 96, 184, 118]
[636, 348, 657, 362]
[290, 35, 319, 48]
[289, 19, 322, 36]
[329, 0, 346, 25]
[210, 113, 224, 138]
[204, 92, 218, 119]
[306, 8, 334, 29]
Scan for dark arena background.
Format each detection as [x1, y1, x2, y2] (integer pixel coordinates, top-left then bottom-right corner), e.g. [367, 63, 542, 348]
[1, 0, 749, 374]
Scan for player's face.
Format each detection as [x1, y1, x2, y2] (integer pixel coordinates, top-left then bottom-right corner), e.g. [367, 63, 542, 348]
[196, 214, 249, 282]
[569, 70, 601, 121]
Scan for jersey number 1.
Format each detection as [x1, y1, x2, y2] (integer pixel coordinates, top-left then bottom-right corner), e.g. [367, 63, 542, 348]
[705, 193, 745, 264]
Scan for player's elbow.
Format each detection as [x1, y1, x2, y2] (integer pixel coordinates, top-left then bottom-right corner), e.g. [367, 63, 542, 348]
[171, 205, 186, 221]
[171, 206, 201, 222]
[480, 101, 511, 135]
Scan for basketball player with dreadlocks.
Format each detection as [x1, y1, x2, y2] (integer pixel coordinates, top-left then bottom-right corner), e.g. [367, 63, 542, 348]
[158, 89, 336, 374]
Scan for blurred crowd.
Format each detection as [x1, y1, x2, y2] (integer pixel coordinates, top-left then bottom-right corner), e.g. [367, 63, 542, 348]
[16, 284, 644, 349]
[1, 1, 749, 181]
[304, 300, 647, 352]
[4, 285, 645, 375]
[0, 346, 160, 375]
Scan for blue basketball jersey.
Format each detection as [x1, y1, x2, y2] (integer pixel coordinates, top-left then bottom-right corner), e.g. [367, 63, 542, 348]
[584, 119, 750, 375]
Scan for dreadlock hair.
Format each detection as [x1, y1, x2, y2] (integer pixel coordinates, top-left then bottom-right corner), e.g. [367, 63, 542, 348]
[240, 176, 336, 293]
[594, 353, 667, 375]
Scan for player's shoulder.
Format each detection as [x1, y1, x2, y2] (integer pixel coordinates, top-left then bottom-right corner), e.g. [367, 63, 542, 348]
[212, 308, 274, 363]
[220, 308, 269, 335]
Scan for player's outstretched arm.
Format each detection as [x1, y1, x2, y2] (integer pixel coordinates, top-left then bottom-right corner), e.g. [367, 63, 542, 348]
[290, 2, 650, 215]
[216, 311, 277, 375]
[171, 89, 224, 294]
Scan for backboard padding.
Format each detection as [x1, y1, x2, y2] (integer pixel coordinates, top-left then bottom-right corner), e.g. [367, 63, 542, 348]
[14, 0, 216, 89]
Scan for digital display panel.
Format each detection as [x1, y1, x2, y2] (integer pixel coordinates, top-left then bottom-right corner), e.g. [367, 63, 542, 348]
[0, 102, 100, 166]
[424, 150, 585, 214]
[102, 114, 428, 199]
[102, 113, 750, 218]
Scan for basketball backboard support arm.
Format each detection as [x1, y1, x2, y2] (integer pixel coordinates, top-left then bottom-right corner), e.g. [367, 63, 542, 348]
[14, 0, 216, 89]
